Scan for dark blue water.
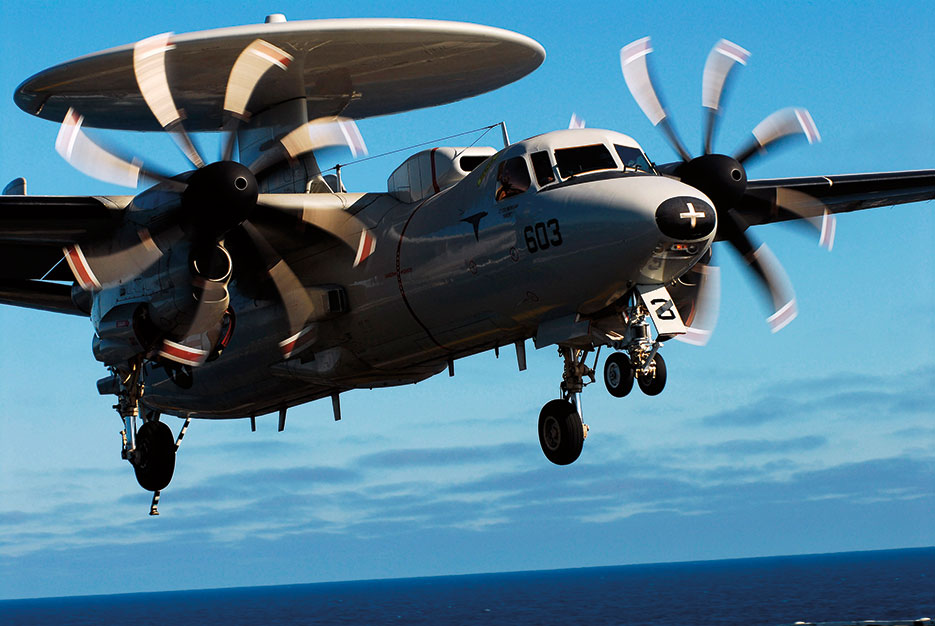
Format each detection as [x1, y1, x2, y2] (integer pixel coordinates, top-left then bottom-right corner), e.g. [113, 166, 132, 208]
[2, 548, 932, 625]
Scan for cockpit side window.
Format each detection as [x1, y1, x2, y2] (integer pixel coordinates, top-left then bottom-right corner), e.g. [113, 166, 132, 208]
[614, 145, 654, 173]
[530, 151, 555, 186]
[496, 157, 531, 201]
[554, 144, 617, 179]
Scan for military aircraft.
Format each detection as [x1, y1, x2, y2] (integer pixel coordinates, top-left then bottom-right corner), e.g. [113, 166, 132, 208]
[1, 17, 932, 513]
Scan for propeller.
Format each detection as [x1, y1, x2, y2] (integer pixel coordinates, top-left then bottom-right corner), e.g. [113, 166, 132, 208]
[620, 37, 832, 335]
[669, 249, 720, 346]
[57, 33, 369, 365]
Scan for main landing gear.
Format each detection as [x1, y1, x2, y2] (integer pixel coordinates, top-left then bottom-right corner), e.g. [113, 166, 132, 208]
[111, 357, 187, 514]
[537, 347, 596, 465]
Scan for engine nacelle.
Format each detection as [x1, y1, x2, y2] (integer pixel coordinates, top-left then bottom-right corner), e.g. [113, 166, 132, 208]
[146, 243, 232, 337]
[90, 243, 233, 365]
[91, 302, 157, 365]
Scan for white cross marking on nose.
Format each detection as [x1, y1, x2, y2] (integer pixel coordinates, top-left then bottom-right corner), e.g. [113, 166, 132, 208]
[679, 202, 705, 228]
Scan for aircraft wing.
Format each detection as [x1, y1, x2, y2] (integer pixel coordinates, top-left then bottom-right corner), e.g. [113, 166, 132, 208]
[737, 169, 935, 228]
[0, 191, 381, 316]
[0, 195, 128, 315]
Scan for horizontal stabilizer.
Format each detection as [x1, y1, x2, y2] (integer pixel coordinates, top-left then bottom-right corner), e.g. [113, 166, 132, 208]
[3, 178, 26, 195]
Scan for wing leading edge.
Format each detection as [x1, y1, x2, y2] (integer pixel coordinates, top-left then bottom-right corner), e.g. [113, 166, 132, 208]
[737, 169, 935, 229]
[0, 194, 127, 315]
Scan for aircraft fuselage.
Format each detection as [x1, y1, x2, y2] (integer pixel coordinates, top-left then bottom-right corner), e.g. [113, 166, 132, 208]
[129, 130, 715, 419]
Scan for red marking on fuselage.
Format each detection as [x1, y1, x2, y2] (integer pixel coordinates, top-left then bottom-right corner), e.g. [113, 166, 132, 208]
[354, 230, 376, 266]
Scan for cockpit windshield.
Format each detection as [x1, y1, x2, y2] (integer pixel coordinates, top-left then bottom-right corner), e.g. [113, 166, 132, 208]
[551, 143, 655, 182]
[614, 145, 654, 173]
[554, 144, 617, 178]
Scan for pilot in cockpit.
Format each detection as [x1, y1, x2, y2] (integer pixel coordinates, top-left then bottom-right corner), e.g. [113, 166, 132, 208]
[495, 157, 531, 201]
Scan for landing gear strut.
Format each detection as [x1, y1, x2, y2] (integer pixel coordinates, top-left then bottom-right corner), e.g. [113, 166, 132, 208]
[112, 358, 179, 511]
[537, 346, 596, 465]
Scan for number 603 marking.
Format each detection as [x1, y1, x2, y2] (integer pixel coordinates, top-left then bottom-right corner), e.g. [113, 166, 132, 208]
[524, 219, 563, 253]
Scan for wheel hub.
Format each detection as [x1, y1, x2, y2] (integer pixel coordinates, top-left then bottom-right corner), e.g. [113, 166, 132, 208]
[543, 416, 561, 451]
[607, 363, 621, 387]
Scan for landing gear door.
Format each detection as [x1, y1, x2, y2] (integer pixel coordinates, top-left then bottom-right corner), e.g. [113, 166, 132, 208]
[637, 285, 686, 340]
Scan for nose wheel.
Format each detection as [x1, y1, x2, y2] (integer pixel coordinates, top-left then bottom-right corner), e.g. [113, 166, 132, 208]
[603, 290, 671, 398]
[604, 350, 667, 397]
[603, 352, 635, 397]
[636, 352, 667, 396]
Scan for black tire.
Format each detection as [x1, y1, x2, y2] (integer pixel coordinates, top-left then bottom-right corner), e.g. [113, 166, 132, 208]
[637, 353, 667, 396]
[538, 399, 584, 465]
[133, 420, 176, 492]
[604, 352, 634, 398]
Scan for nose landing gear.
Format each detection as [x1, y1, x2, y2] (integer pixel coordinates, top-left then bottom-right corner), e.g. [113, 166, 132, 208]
[603, 294, 669, 398]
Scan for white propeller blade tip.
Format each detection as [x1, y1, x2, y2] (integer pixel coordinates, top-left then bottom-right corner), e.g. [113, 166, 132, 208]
[620, 37, 653, 66]
[767, 298, 798, 333]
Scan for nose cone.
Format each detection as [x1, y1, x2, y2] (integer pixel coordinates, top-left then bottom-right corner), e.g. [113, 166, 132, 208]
[655, 196, 716, 241]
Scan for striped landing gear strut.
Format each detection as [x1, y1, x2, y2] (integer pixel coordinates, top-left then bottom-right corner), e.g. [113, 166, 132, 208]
[150, 417, 192, 516]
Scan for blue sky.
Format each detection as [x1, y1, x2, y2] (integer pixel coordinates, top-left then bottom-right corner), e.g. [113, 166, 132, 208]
[0, 0, 932, 600]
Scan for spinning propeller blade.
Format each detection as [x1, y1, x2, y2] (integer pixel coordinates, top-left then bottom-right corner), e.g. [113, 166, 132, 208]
[239, 221, 317, 358]
[56, 108, 171, 188]
[717, 209, 797, 332]
[772, 186, 836, 251]
[254, 193, 376, 266]
[133, 33, 206, 168]
[248, 117, 369, 176]
[620, 37, 692, 162]
[63, 225, 181, 292]
[702, 39, 750, 155]
[670, 251, 721, 346]
[221, 40, 294, 161]
[735, 107, 820, 165]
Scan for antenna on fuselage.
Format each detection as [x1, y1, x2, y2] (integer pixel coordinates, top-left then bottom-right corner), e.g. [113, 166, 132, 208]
[500, 121, 510, 148]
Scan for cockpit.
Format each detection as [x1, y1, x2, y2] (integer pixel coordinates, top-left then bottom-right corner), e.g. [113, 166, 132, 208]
[494, 129, 656, 202]
[386, 129, 656, 205]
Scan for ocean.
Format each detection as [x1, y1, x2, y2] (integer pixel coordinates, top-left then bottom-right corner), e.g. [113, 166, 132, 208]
[1, 548, 932, 625]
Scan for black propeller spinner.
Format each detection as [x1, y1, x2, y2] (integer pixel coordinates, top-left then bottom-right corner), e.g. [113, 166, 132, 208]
[181, 161, 259, 241]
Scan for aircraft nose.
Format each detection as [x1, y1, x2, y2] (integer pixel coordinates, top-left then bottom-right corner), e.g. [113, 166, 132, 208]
[654, 196, 716, 241]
